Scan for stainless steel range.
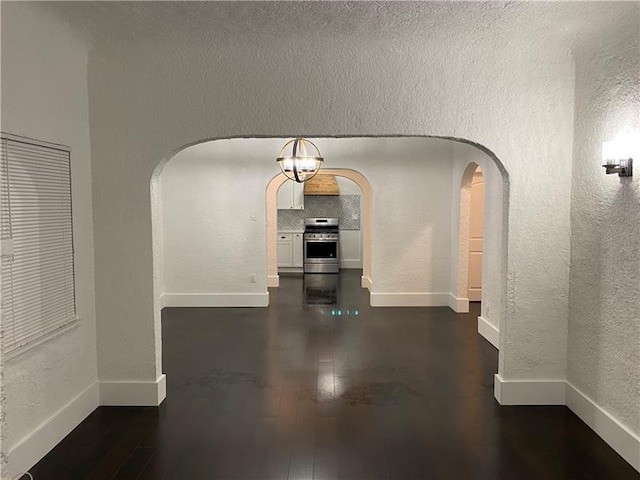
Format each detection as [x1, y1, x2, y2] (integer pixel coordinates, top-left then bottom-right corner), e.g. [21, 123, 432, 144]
[304, 218, 339, 274]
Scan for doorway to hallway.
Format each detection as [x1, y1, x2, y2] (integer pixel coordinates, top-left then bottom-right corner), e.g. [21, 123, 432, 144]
[467, 166, 484, 302]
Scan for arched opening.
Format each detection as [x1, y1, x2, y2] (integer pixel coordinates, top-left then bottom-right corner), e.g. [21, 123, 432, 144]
[467, 167, 484, 302]
[452, 153, 503, 349]
[150, 136, 509, 394]
[455, 162, 481, 311]
[265, 168, 374, 290]
[467, 166, 484, 302]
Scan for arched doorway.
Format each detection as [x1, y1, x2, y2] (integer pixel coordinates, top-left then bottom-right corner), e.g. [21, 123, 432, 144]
[265, 168, 374, 291]
[453, 157, 502, 349]
[454, 162, 481, 311]
[149, 136, 509, 407]
[467, 166, 484, 302]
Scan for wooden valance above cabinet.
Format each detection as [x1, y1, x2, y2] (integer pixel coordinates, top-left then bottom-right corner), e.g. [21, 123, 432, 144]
[304, 174, 339, 195]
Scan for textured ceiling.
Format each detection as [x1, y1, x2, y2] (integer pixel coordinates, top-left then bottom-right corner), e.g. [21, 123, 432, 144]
[36, 1, 636, 46]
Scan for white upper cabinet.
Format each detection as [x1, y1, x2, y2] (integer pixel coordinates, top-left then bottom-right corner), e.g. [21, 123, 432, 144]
[277, 180, 304, 210]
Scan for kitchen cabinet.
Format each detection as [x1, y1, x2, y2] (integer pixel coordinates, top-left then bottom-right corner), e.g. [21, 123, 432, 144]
[277, 180, 304, 210]
[277, 233, 292, 267]
[292, 233, 303, 267]
[277, 232, 304, 268]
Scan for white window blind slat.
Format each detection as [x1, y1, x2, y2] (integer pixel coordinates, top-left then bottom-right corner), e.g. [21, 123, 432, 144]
[5, 153, 68, 165]
[9, 162, 65, 173]
[11, 318, 76, 351]
[11, 296, 74, 323]
[5, 156, 69, 169]
[7, 142, 69, 156]
[5, 159, 69, 174]
[12, 239, 73, 248]
[5, 260, 73, 276]
[8, 263, 74, 284]
[5, 178, 72, 188]
[6, 150, 69, 162]
[1, 133, 76, 354]
[6, 147, 69, 161]
[11, 217, 74, 226]
[11, 298, 74, 330]
[6, 166, 69, 178]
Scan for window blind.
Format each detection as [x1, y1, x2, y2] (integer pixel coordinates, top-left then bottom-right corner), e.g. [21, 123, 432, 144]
[1, 133, 76, 353]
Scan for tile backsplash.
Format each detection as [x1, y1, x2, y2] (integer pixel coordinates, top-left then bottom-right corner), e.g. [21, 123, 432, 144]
[278, 195, 361, 231]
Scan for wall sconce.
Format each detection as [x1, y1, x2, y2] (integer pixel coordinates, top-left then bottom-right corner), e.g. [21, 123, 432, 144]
[602, 129, 638, 177]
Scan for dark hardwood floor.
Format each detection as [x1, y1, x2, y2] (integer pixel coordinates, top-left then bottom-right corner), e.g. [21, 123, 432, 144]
[28, 270, 639, 479]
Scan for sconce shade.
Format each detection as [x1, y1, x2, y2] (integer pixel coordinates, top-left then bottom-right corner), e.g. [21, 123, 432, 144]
[277, 138, 324, 183]
[602, 129, 638, 177]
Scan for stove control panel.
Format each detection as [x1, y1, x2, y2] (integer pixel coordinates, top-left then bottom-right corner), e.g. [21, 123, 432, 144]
[304, 233, 339, 240]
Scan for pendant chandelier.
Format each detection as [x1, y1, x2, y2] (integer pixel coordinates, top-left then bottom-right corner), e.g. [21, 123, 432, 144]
[276, 138, 324, 183]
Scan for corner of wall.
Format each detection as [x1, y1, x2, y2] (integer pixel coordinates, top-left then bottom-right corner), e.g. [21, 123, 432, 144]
[99, 374, 166, 407]
[448, 293, 469, 313]
[493, 376, 640, 473]
[477, 316, 499, 349]
[493, 375, 566, 406]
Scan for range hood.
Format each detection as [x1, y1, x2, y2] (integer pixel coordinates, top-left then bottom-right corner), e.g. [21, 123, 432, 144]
[304, 174, 339, 195]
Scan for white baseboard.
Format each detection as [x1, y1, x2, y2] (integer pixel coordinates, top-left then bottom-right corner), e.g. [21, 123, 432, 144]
[267, 275, 279, 287]
[8, 382, 99, 478]
[478, 316, 499, 349]
[448, 293, 469, 313]
[566, 383, 640, 472]
[161, 292, 268, 307]
[100, 374, 167, 407]
[369, 292, 449, 307]
[494, 374, 566, 405]
[493, 376, 639, 473]
[361, 276, 372, 291]
[340, 259, 362, 269]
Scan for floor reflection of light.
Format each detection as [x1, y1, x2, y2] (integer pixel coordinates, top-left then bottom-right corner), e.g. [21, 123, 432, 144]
[331, 309, 359, 317]
[318, 368, 335, 401]
[334, 375, 344, 397]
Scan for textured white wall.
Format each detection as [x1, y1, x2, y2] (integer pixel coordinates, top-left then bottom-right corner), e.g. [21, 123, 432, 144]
[568, 7, 640, 436]
[336, 176, 361, 195]
[312, 138, 454, 294]
[450, 143, 505, 331]
[159, 137, 454, 298]
[85, 4, 579, 393]
[338, 231, 361, 267]
[1, 0, 97, 466]
[160, 139, 274, 297]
